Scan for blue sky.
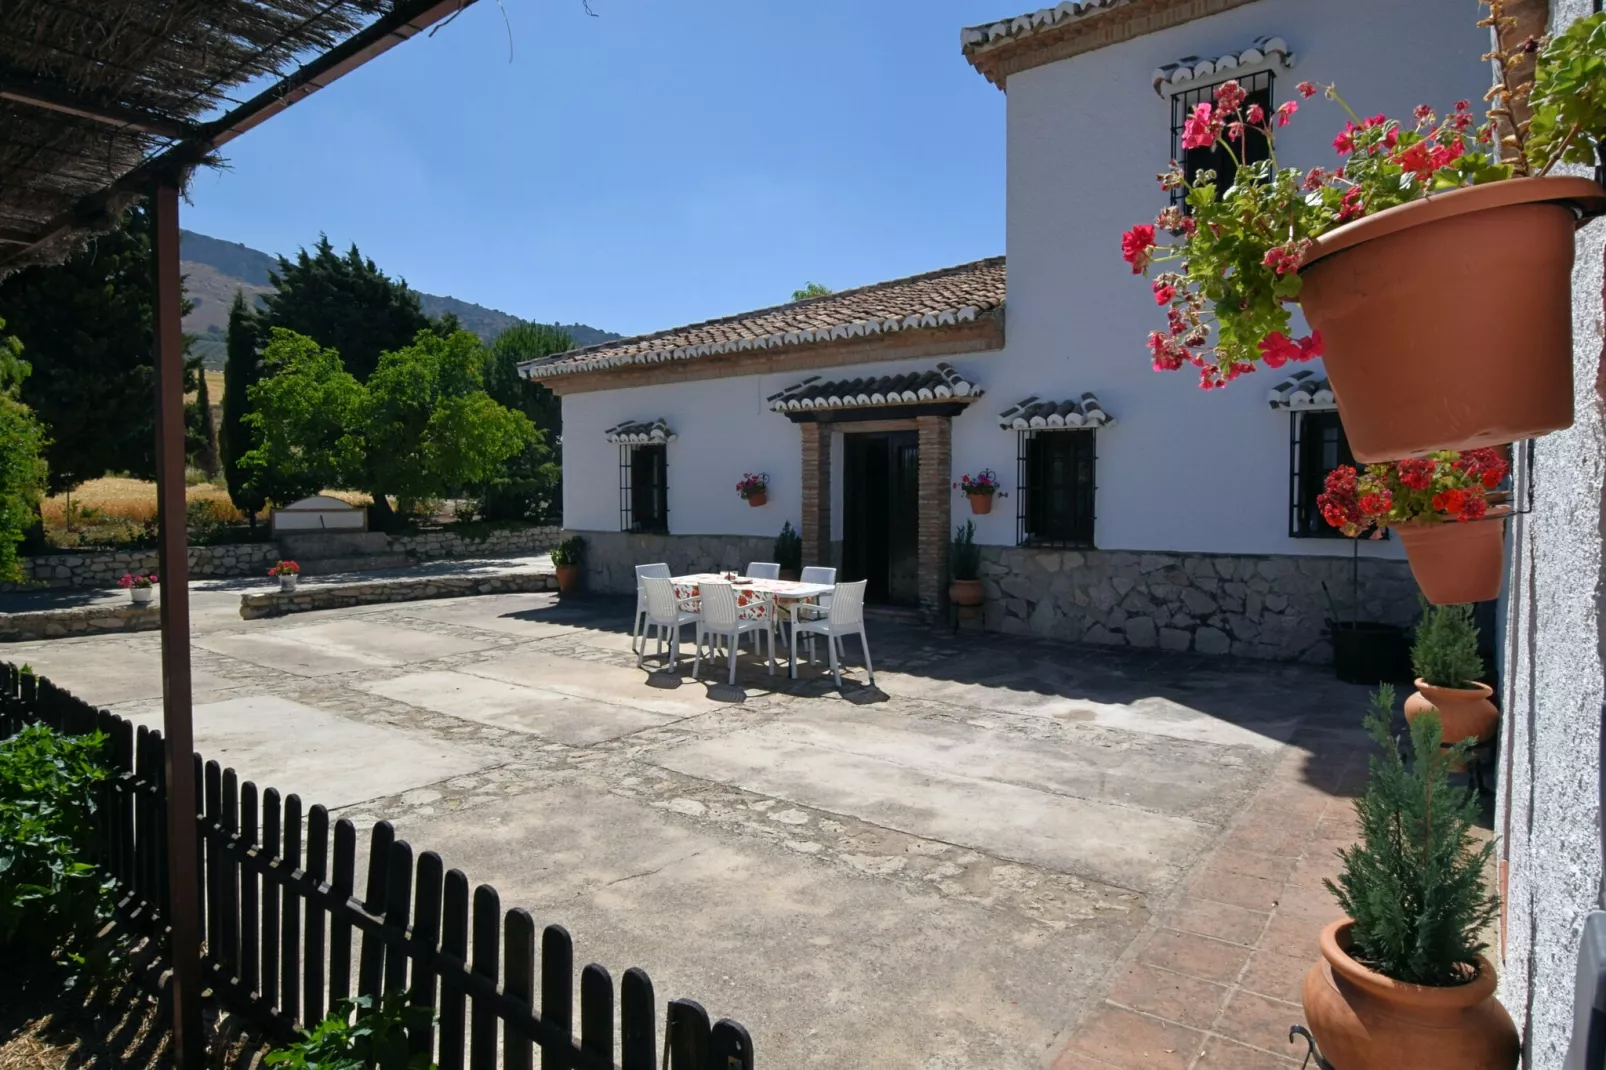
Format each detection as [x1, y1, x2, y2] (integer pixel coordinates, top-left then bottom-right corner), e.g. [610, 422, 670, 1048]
[184, 0, 1014, 338]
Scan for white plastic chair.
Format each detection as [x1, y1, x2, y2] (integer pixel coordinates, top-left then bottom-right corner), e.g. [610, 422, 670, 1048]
[694, 580, 775, 686]
[633, 562, 671, 653]
[796, 565, 837, 617]
[745, 562, 781, 580]
[637, 575, 699, 671]
[790, 579, 874, 688]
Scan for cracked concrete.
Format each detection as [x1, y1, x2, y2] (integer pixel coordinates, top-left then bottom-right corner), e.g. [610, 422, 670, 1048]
[2, 589, 1377, 1068]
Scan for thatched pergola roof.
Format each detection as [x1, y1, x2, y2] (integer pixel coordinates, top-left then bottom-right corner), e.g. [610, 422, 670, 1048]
[0, 0, 471, 274]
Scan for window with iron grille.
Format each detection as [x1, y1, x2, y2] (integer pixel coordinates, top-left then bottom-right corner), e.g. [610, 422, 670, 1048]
[1289, 410, 1354, 538]
[619, 444, 668, 533]
[1169, 69, 1274, 208]
[1017, 431, 1096, 548]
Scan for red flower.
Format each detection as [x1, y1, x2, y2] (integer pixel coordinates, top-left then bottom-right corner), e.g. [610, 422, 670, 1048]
[1455, 99, 1471, 112]
[1121, 223, 1156, 274]
[1394, 140, 1435, 180]
[1276, 100, 1298, 127]
[1181, 102, 1219, 150]
[1459, 495, 1488, 522]
[1431, 489, 1467, 516]
[1297, 81, 1318, 99]
[1333, 122, 1358, 154]
[1257, 331, 1301, 369]
[1152, 281, 1177, 305]
[1358, 491, 1393, 518]
[1296, 332, 1324, 361]
[1364, 114, 1387, 128]
[1261, 246, 1300, 276]
[1338, 187, 1365, 222]
[1227, 121, 1246, 143]
[1398, 458, 1436, 491]
[1246, 103, 1265, 125]
[1302, 167, 1327, 192]
[1213, 80, 1247, 114]
[1414, 104, 1436, 125]
[1179, 215, 1197, 236]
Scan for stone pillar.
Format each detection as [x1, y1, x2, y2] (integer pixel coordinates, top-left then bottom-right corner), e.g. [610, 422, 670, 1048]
[916, 415, 952, 622]
[800, 422, 831, 567]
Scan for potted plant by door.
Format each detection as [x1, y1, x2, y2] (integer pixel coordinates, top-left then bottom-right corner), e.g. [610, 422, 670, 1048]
[117, 572, 158, 605]
[736, 473, 768, 508]
[1302, 686, 1516, 1069]
[551, 535, 585, 595]
[1120, 8, 1606, 460]
[954, 471, 1004, 515]
[1317, 448, 1509, 605]
[1406, 601, 1497, 766]
[948, 521, 985, 620]
[774, 521, 803, 582]
[268, 560, 300, 592]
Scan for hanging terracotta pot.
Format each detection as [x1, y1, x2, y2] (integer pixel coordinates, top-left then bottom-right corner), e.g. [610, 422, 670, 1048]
[746, 491, 767, 508]
[1404, 679, 1498, 772]
[1299, 177, 1606, 462]
[1302, 919, 1518, 1070]
[1395, 513, 1507, 606]
[949, 578, 985, 619]
[967, 493, 994, 516]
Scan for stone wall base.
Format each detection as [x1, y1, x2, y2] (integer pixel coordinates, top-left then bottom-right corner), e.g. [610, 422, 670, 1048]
[576, 531, 779, 595]
[239, 569, 556, 620]
[0, 603, 161, 642]
[981, 545, 1418, 663]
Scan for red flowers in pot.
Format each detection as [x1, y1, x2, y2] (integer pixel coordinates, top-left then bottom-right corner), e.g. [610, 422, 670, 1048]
[1318, 448, 1509, 605]
[954, 470, 1005, 515]
[736, 473, 768, 508]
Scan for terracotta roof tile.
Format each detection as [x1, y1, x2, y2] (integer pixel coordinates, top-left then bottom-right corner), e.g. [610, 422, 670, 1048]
[1266, 370, 1336, 411]
[998, 394, 1113, 430]
[767, 363, 983, 413]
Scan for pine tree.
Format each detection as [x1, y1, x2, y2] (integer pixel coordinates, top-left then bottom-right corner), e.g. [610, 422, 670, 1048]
[220, 290, 267, 526]
[1325, 686, 1499, 986]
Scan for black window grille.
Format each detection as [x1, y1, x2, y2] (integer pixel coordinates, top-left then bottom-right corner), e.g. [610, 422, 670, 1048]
[1017, 431, 1096, 548]
[1289, 410, 1355, 538]
[619, 444, 668, 533]
[1169, 69, 1274, 207]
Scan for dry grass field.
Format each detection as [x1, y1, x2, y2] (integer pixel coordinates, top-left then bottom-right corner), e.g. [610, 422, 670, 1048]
[40, 478, 373, 548]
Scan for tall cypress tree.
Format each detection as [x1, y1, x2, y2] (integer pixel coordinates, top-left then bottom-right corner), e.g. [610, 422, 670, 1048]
[220, 290, 267, 525]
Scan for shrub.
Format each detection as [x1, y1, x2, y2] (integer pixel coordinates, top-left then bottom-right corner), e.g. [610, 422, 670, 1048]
[186, 496, 242, 544]
[265, 992, 434, 1070]
[950, 521, 981, 582]
[550, 535, 585, 567]
[774, 521, 802, 574]
[1325, 686, 1498, 986]
[475, 478, 550, 523]
[1411, 602, 1484, 689]
[0, 724, 109, 954]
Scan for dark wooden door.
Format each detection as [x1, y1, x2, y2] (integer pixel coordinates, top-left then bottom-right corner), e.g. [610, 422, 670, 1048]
[843, 431, 919, 606]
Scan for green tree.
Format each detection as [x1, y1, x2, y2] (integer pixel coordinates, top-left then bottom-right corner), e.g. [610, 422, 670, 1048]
[220, 290, 268, 525]
[0, 318, 47, 582]
[186, 353, 219, 477]
[481, 323, 569, 520]
[259, 236, 431, 382]
[0, 205, 159, 493]
[241, 330, 366, 506]
[791, 282, 833, 301]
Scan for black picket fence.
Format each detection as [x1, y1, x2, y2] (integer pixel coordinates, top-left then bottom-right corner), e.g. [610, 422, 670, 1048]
[0, 663, 754, 1070]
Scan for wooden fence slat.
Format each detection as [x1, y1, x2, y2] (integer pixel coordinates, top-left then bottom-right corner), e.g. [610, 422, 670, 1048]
[204, 761, 223, 958]
[504, 909, 535, 1070]
[357, 821, 394, 1001]
[221, 767, 240, 979]
[300, 801, 322, 1024]
[620, 967, 656, 1070]
[666, 999, 711, 1070]
[410, 852, 444, 1063]
[135, 725, 152, 909]
[383, 838, 414, 998]
[579, 964, 612, 1062]
[438, 869, 470, 1070]
[261, 788, 281, 1012]
[153, 731, 170, 920]
[329, 818, 357, 1006]
[541, 924, 574, 1070]
[710, 1020, 755, 1070]
[192, 752, 206, 941]
[468, 884, 501, 1070]
[240, 780, 260, 995]
[122, 722, 138, 901]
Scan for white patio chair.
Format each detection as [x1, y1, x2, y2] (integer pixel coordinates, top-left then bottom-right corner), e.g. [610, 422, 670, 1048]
[633, 562, 671, 653]
[790, 579, 874, 688]
[693, 580, 775, 686]
[637, 575, 699, 671]
[797, 565, 837, 617]
[745, 562, 781, 580]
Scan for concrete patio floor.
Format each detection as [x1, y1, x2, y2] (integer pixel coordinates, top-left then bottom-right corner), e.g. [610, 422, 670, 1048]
[0, 590, 1378, 1069]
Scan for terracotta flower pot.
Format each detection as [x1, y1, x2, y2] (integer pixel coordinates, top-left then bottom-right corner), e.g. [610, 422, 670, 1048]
[1404, 679, 1498, 747]
[555, 563, 580, 594]
[1302, 919, 1518, 1070]
[949, 578, 985, 620]
[1395, 515, 1506, 605]
[967, 493, 994, 515]
[746, 491, 767, 508]
[1299, 177, 1606, 461]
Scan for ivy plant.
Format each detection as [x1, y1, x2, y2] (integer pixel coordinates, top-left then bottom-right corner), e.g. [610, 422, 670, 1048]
[265, 993, 435, 1070]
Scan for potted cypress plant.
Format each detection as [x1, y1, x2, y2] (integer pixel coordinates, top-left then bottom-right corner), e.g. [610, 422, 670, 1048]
[774, 521, 802, 581]
[1302, 686, 1516, 1069]
[948, 521, 984, 619]
[550, 535, 585, 595]
[1406, 601, 1497, 764]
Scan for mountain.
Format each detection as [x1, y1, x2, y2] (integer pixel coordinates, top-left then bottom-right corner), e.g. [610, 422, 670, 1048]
[179, 229, 618, 367]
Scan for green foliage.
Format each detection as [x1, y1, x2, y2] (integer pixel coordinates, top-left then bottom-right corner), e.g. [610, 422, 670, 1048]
[473, 478, 552, 523]
[1325, 687, 1499, 986]
[0, 724, 109, 953]
[791, 282, 833, 301]
[774, 521, 802, 573]
[241, 330, 366, 505]
[264, 993, 435, 1070]
[260, 236, 432, 384]
[480, 324, 567, 520]
[950, 521, 981, 581]
[221, 290, 268, 521]
[551, 535, 585, 567]
[1411, 602, 1484, 689]
[186, 353, 219, 477]
[1528, 13, 1606, 173]
[0, 317, 48, 582]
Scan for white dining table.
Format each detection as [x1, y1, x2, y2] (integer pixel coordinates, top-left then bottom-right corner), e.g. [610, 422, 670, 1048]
[669, 573, 833, 632]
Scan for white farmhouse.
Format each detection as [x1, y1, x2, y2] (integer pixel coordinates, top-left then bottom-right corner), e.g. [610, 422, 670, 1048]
[519, 0, 1492, 663]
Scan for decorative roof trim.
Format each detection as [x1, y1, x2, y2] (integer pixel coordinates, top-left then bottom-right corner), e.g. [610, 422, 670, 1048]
[605, 419, 677, 444]
[1152, 37, 1294, 96]
[1267, 370, 1336, 412]
[767, 363, 982, 413]
[998, 393, 1113, 431]
[961, 0, 1262, 89]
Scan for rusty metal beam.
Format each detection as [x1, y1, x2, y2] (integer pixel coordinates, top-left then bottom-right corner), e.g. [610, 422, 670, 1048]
[151, 177, 203, 1070]
[0, 72, 198, 139]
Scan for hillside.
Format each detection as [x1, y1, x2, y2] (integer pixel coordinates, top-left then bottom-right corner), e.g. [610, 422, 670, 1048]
[180, 229, 618, 367]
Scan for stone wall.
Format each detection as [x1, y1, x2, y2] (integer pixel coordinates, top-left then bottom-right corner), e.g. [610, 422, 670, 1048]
[978, 545, 1420, 663]
[576, 530, 778, 595]
[4, 542, 279, 591]
[390, 525, 561, 562]
[0, 603, 161, 642]
[239, 569, 557, 620]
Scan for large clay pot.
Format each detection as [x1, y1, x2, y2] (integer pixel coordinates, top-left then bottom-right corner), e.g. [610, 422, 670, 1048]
[1395, 514, 1506, 606]
[555, 563, 580, 594]
[1404, 679, 1498, 747]
[949, 578, 985, 620]
[1302, 919, 1518, 1070]
[967, 493, 994, 515]
[1299, 177, 1606, 461]
[746, 491, 767, 508]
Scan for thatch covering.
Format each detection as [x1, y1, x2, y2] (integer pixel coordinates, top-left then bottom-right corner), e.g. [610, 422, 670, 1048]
[0, 1, 431, 272]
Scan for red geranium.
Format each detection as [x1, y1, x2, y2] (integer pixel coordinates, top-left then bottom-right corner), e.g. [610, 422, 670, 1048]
[1317, 448, 1509, 537]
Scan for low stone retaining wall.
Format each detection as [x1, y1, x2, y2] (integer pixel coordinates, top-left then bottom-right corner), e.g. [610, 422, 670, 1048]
[3, 543, 279, 591]
[391, 525, 561, 562]
[978, 546, 1418, 663]
[576, 530, 776, 595]
[0, 603, 161, 642]
[240, 570, 557, 619]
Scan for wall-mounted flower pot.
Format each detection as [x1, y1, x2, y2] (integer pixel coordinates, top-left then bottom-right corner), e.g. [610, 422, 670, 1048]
[1299, 177, 1606, 461]
[1302, 918, 1518, 1070]
[948, 578, 985, 620]
[1395, 514, 1506, 605]
[555, 564, 581, 594]
[745, 492, 767, 508]
[967, 493, 994, 516]
[1404, 679, 1498, 772]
